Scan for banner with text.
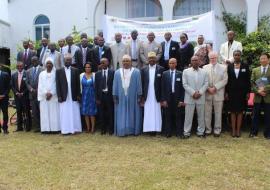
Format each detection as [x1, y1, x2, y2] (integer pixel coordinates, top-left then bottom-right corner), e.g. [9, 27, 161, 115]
[103, 11, 215, 45]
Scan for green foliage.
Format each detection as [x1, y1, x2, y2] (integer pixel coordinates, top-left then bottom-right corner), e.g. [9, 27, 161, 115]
[222, 12, 246, 40]
[222, 12, 270, 68]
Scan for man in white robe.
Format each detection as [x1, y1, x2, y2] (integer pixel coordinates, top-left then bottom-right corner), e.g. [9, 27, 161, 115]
[38, 58, 60, 132]
[141, 52, 164, 134]
[56, 54, 82, 134]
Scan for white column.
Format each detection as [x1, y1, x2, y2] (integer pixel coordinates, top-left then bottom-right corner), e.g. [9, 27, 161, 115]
[246, 0, 260, 33]
[159, 0, 175, 21]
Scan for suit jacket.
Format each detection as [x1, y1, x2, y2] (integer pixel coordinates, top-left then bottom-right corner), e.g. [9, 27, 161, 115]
[141, 64, 164, 102]
[55, 67, 81, 102]
[11, 71, 29, 99]
[92, 46, 112, 72]
[37, 46, 49, 59]
[126, 39, 143, 68]
[0, 71, 10, 101]
[95, 69, 115, 101]
[251, 66, 270, 103]
[182, 67, 208, 104]
[161, 70, 185, 103]
[110, 42, 127, 70]
[42, 51, 63, 70]
[203, 63, 228, 101]
[160, 40, 179, 69]
[140, 41, 162, 65]
[226, 62, 251, 97]
[178, 42, 194, 71]
[62, 45, 83, 71]
[25, 66, 43, 100]
[220, 40, 242, 63]
[78, 46, 93, 66]
[17, 49, 36, 70]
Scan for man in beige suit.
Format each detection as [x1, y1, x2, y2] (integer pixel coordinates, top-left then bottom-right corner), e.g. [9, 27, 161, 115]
[203, 52, 228, 137]
[140, 32, 162, 67]
[42, 42, 63, 70]
[110, 33, 127, 70]
[220, 31, 242, 65]
[126, 30, 142, 68]
[183, 56, 209, 138]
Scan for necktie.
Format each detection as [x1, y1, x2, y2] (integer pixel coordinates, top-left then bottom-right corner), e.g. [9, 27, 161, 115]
[211, 65, 215, 87]
[103, 70, 107, 90]
[68, 45, 71, 54]
[263, 67, 267, 75]
[60, 48, 62, 54]
[40, 47, 46, 62]
[170, 71, 174, 93]
[83, 48, 86, 66]
[23, 50, 27, 63]
[99, 47, 103, 60]
[32, 67, 37, 83]
[18, 72, 22, 91]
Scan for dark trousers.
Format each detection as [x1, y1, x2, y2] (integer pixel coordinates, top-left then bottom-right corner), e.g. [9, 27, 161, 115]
[251, 101, 270, 137]
[30, 99, 40, 130]
[99, 92, 114, 134]
[0, 99, 9, 131]
[15, 96, 31, 131]
[164, 93, 183, 136]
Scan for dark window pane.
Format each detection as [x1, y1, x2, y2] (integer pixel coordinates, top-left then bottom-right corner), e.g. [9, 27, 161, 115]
[35, 26, 42, 41]
[146, 0, 162, 17]
[173, 0, 211, 16]
[35, 15, 50, 25]
[44, 26, 50, 40]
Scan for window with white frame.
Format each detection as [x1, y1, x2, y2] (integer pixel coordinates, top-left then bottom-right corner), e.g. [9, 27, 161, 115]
[173, 0, 211, 17]
[34, 15, 50, 41]
[127, 0, 162, 18]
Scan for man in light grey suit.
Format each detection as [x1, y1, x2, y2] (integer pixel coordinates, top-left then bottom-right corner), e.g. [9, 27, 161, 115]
[42, 42, 63, 70]
[140, 32, 162, 67]
[183, 55, 209, 138]
[126, 30, 143, 68]
[26, 56, 43, 132]
[203, 52, 228, 137]
[110, 33, 127, 70]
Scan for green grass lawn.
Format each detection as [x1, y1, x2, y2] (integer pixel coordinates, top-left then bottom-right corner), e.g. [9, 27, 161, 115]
[0, 123, 270, 190]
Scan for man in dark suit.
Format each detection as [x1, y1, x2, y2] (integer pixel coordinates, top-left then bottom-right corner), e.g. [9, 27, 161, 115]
[17, 41, 36, 70]
[76, 33, 94, 49]
[160, 32, 179, 70]
[0, 64, 10, 134]
[11, 61, 32, 131]
[78, 38, 93, 68]
[92, 37, 112, 72]
[95, 58, 114, 135]
[141, 52, 164, 135]
[161, 58, 185, 138]
[37, 38, 49, 65]
[56, 54, 82, 134]
[26, 56, 43, 132]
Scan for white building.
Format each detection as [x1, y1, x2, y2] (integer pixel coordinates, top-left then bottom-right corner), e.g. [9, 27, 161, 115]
[1, 0, 270, 61]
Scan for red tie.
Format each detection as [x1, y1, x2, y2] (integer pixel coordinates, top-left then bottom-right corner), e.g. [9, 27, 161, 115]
[23, 50, 27, 63]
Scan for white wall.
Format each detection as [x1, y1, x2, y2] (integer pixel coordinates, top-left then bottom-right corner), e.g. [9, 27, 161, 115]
[8, 0, 89, 55]
[0, 0, 9, 22]
[259, 0, 270, 18]
[0, 0, 10, 48]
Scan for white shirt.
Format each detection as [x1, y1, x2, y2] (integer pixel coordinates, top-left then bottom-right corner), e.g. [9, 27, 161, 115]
[164, 40, 171, 61]
[170, 69, 176, 93]
[261, 65, 269, 75]
[131, 40, 137, 59]
[234, 68, 240, 79]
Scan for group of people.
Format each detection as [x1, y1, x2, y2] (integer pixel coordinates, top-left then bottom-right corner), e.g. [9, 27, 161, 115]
[0, 29, 270, 140]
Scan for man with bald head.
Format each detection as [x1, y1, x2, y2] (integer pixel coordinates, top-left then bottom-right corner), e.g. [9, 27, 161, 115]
[203, 52, 228, 137]
[140, 32, 162, 66]
[161, 58, 185, 137]
[220, 31, 242, 65]
[141, 52, 164, 134]
[182, 55, 208, 138]
[113, 55, 142, 136]
[160, 32, 179, 70]
[111, 33, 127, 70]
